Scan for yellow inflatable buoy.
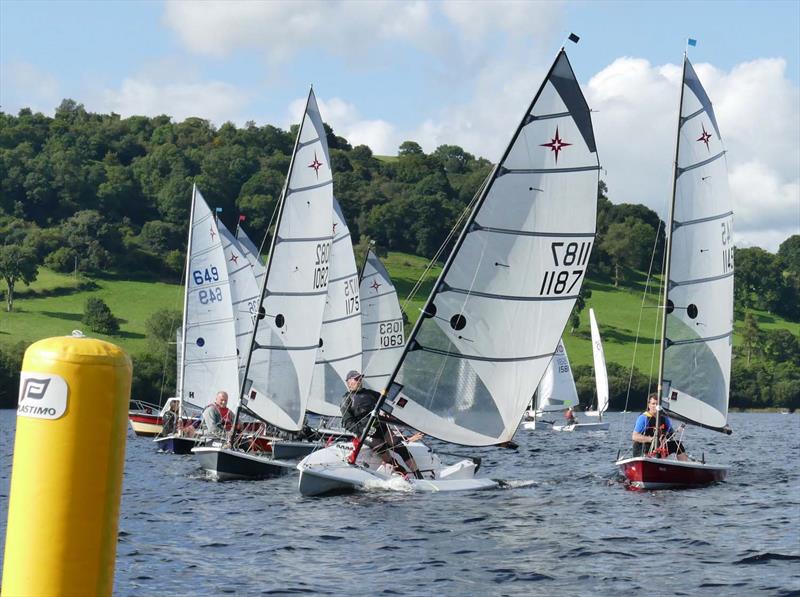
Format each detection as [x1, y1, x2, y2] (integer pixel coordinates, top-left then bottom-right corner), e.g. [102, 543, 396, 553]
[2, 331, 132, 597]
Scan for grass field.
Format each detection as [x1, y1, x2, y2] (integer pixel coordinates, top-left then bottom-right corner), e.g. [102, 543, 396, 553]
[1, 254, 797, 372]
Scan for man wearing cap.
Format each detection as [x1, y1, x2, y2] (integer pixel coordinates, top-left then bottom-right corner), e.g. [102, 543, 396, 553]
[340, 370, 423, 479]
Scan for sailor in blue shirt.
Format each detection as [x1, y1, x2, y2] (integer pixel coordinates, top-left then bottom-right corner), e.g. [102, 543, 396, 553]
[632, 394, 689, 460]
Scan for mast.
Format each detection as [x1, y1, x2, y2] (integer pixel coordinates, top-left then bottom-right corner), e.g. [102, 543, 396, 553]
[230, 88, 315, 437]
[349, 48, 574, 462]
[358, 240, 375, 282]
[178, 184, 197, 418]
[654, 53, 688, 437]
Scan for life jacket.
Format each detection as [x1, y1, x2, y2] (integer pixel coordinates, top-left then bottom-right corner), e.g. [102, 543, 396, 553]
[219, 406, 232, 427]
[641, 411, 669, 437]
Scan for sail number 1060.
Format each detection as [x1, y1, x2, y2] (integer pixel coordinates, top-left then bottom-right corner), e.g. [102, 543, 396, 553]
[539, 241, 592, 296]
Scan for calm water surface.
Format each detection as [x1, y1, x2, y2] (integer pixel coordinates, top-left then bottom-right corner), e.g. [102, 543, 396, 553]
[1, 410, 798, 596]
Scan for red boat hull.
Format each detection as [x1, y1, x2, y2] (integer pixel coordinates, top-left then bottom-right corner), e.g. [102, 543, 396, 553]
[616, 456, 728, 490]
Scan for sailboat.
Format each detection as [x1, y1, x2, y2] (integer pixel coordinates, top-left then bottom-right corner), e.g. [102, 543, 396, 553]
[550, 310, 610, 431]
[297, 46, 600, 495]
[585, 307, 610, 419]
[521, 338, 582, 430]
[615, 52, 733, 489]
[269, 197, 363, 460]
[193, 88, 334, 480]
[359, 247, 405, 390]
[155, 186, 240, 454]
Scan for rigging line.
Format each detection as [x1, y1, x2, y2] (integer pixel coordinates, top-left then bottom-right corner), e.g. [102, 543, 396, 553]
[617, 219, 663, 455]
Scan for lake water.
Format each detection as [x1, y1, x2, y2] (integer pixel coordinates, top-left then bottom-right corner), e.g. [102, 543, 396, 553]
[1, 410, 798, 596]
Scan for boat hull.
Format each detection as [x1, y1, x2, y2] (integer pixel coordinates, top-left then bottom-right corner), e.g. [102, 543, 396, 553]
[552, 421, 610, 432]
[297, 442, 496, 497]
[616, 456, 728, 490]
[128, 413, 162, 437]
[153, 435, 201, 454]
[271, 440, 319, 460]
[192, 446, 295, 481]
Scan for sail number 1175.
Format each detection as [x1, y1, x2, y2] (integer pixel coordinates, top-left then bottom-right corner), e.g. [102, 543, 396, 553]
[539, 241, 592, 296]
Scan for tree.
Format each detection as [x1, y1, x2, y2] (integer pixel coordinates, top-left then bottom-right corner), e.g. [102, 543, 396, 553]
[569, 286, 592, 333]
[0, 244, 38, 311]
[740, 312, 762, 364]
[763, 329, 800, 363]
[398, 141, 423, 156]
[83, 297, 119, 334]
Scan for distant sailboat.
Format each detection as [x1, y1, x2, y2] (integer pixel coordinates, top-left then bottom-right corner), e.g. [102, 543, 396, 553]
[616, 52, 733, 489]
[521, 338, 580, 430]
[585, 307, 609, 418]
[298, 46, 600, 495]
[193, 88, 335, 480]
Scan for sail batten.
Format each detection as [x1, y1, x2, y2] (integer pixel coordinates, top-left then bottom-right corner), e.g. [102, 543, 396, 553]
[381, 49, 599, 446]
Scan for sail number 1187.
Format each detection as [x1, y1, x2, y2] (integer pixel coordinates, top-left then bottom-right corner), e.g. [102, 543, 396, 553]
[539, 241, 592, 296]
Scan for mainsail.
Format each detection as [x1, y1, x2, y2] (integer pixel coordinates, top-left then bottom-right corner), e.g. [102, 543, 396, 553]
[588, 308, 609, 416]
[360, 248, 405, 392]
[240, 89, 333, 431]
[236, 225, 267, 283]
[384, 49, 599, 445]
[536, 339, 580, 413]
[660, 57, 733, 431]
[307, 198, 362, 417]
[179, 186, 240, 411]
[218, 220, 261, 384]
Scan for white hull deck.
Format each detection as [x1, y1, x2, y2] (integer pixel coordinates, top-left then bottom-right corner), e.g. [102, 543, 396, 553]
[297, 441, 498, 497]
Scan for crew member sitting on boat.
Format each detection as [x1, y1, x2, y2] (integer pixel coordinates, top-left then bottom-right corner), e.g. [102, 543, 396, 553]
[340, 370, 424, 479]
[160, 399, 180, 436]
[564, 407, 577, 425]
[202, 391, 233, 437]
[632, 394, 689, 461]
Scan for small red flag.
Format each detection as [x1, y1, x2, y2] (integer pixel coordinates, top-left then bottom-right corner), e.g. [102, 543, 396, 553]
[238, 214, 246, 222]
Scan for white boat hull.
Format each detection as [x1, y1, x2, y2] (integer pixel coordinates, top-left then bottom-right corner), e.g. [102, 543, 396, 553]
[297, 441, 498, 496]
[551, 421, 610, 432]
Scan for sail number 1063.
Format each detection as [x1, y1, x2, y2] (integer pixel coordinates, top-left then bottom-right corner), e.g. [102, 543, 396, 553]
[539, 241, 592, 296]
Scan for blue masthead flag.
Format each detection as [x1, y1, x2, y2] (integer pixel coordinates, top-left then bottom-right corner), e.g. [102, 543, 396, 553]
[215, 207, 223, 213]
[687, 38, 697, 47]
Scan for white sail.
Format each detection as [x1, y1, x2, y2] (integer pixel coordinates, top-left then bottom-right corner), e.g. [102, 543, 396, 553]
[661, 57, 733, 431]
[536, 338, 580, 413]
[307, 198, 362, 416]
[242, 89, 333, 431]
[360, 248, 405, 392]
[385, 49, 599, 445]
[236, 225, 266, 284]
[587, 308, 609, 416]
[217, 220, 261, 384]
[180, 187, 240, 411]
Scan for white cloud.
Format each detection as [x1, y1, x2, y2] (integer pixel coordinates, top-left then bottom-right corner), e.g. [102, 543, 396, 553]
[586, 57, 800, 252]
[288, 95, 398, 155]
[162, 0, 438, 62]
[101, 77, 251, 123]
[1, 61, 60, 114]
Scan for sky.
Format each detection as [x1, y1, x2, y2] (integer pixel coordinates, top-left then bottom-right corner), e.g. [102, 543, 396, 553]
[1, 0, 798, 251]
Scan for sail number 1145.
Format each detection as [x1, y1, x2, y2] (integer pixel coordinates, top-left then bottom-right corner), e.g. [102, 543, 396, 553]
[539, 241, 592, 296]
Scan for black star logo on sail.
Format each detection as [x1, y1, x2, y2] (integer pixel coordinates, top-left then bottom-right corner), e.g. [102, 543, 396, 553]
[308, 152, 323, 178]
[332, 222, 338, 235]
[209, 226, 216, 241]
[229, 252, 239, 265]
[697, 124, 712, 152]
[540, 127, 571, 163]
[370, 280, 381, 293]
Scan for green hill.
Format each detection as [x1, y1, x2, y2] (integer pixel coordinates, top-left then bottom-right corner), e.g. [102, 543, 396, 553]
[2, 252, 797, 374]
